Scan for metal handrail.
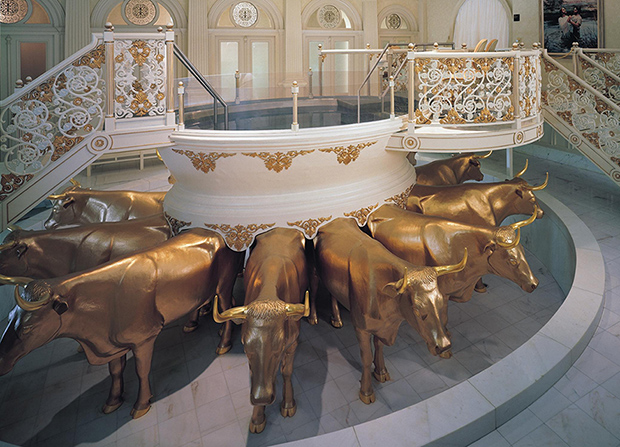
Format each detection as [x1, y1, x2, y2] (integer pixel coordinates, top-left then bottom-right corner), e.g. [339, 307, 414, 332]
[173, 43, 229, 129]
[576, 49, 620, 85]
[356, 42, 412, 123]
[380, 54, 408, 113]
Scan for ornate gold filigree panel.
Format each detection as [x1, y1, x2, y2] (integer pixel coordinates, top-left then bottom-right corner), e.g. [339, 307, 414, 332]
[415, 56, 515, 125]
[0, 173, 33, 202]
[588, 52, 620, 79]
[344, 203, 378, 226]
[287, 216, 332, 238]
[385, 185, 414, 209]
[172, 149, 236, 173]
[519, 54, 541, 118]
[242, 150, 314, 172]
[114, 39, 166, 119]
[0, 44, 105, 185]
[579, 57, 620, 106]
[205, 223, 275, 251]
[164, 212, 192, 235]
[318, 141, 375, 165]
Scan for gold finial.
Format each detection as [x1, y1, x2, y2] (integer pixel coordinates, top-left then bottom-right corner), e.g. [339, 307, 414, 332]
[105, 22, 113, 30]
[178, 81, 184, 87]
[157, 26, 163, 33]
[433, 42, 439, 50]
[512, 42, 519, 50]
[25, 76, 32, 84]
[462, 43, 468, 49]
[532, 42, 539, 49]
[408, 43, 415, 51]
[166, 22, 173, 30]
[519, 41, 525, 49]
[15, 79, 24, 88]
[292, 81, 298, 86]
[572, 41, 579, 49]
[389, 75, 394, 81]
[318, 43, 322, 50]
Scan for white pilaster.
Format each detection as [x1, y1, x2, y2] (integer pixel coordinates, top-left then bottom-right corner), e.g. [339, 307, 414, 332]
[64, 0, 91, 56]
[187, 0, 209, 75]
[284, 0, 303, 82]
[362, 0, 378, 49]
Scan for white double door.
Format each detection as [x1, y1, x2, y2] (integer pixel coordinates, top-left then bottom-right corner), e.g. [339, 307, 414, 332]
[305, 34, 358, 96]
[216, 36, 274, 100]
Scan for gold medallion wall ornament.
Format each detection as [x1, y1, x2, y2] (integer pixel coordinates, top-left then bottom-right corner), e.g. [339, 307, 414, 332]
[318, 141, 375, 165]
[164, 212, 192, 235]
[205, 223, 275, 251]
[513, 131, 524, 145]
[124, 0, 157, 26]
[242, 150, 314, 173]
[288, 216, 332, 238]
[232, 2, 258, 27]
[317, 5, 341, 29]
[344, 204, 378, 226]
[386, 13, 402, 30]
[386, 184, 414, 209]
[172, 149, 236, 174]
[1, 0, 28, 24]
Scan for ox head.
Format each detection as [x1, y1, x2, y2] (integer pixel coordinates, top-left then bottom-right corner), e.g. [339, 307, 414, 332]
[486, 209, 539, 293]
[383, 250, 468, 358]
[213, 293, 309, 406]
[0, 227, 29, 277]
[508, 159, 548, 219]
[0, 279, 67, 375]
[455, 151, 491, 183]
[44, 180, 86, 229]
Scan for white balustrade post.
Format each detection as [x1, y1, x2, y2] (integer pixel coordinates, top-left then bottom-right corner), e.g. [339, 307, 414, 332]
[104, 22, 115, 131]
[235, 70, 240, 104]
[291, 81, 299, 131]
[389, 75, 395, 120]
[367, 43, 372, 97]
[165, 23, 176, 127]
[506, 147, 514, 178]
[571, 42, 580, 75]
[407, 43, 416, 133]
[308, 68, 314, 99]
[178, 81, 185, 130]
[318, 44, 324, 97]
[512, 42, 522, 130]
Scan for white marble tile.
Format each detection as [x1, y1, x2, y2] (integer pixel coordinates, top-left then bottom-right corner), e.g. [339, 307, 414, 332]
[574, 347, 620, 384]
[281, 427, 360, 447]
[512, 424, 570, 447]
[588, 331, 620, 366]
[497, 408, 543, 444]
[195, 395, 235, 435]
[116, 425, 158, 447]
[157, 409, 201, 447]
[553, 367, 600, 403]
[200, 422, 245, 447]
[405, 366, 450, 400]
[601, 372, 620, 397]
[575, 386, 620, 439]
[155, 384, 196, 423]
[468, 430, 511, 447]
[546, 404, 619, 447]
[528, 387, 572, 422]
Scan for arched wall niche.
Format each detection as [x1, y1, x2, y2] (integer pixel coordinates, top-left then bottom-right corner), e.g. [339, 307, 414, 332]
[91, 0, 188, 30]
[32, 0, 64, 27]
[208, 0, 284, 29]
[378, 5, 418, 32]
[301, 0, 362, 30]
[448, 0, 512, 45]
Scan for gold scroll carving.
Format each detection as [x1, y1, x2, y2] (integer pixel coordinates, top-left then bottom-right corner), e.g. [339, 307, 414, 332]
[172, 149, 236, 173]
[287, 216, 332, 238]
[242, 150, 314, 173]
[318, 141, 376, 165]
[205, 223, 276, 251]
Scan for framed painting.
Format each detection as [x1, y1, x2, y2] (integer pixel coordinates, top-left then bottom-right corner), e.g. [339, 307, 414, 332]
[541, 0, 603, 53]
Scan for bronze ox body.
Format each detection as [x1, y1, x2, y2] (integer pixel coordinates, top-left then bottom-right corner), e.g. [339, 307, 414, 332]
[368, 205, 539, 308]
[315, 218, 465, 404]
[45, 186, 165, 229]
[214, 228, 309, 433]
[0, 228, 243, 418]
[0, 215, 172, 279]
[414, 152, 489, 186]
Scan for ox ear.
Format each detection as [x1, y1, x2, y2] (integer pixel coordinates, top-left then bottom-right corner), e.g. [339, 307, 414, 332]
[62, 197, 76, 209]
[382, 279, 404, 299]
[15, 243, 28, 259]
[52, 299, 68, 315]
[469, 159, 481, 167]
[516, 189, 524, 198]
[484, 242, 496, 254]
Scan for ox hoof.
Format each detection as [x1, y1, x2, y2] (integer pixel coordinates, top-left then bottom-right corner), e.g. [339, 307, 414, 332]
[249, 419, 267, 434]
[280, 402, 297, 418]
[330, 317, 343, 329]
[474, 286, 487, 293]
[373, 370, 391, 383]
[359, 390, 376, 405]
[183, 322, 199, 333]
[199, 306, 209, 317]
[308, 315, 318, 326]
[102, 400, 123, 414]
[76, 344, 84, 353]
[130, 405, 151, 419]
[216, 344, 232, 355]
[439, 350, 453, 359]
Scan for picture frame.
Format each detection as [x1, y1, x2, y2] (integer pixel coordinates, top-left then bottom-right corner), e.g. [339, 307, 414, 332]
[541, 0, 603, 53]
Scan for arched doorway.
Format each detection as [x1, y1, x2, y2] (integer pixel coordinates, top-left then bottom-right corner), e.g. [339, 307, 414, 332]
[452, 0, 510, 49]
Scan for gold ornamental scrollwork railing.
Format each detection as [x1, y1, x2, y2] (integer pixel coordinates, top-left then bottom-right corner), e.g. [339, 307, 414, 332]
[573, 48, 620, 106]
[412, 49, 542, 127]
[542, 50, 620, 181]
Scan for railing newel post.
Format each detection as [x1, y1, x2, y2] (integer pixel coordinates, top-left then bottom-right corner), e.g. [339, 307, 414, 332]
[178, 81, 185, 130]
[389, 75, 395, 119]
[407, 43, 416, 133]
[513, 42, 521, 130]
[308, 68, 313, 99]
[572, 42, 580, 75]
[165, 23, 175, 126]
[291, 81, 299, 131]
[318, 44, 324, 97]
[367, 43, 373, 97]
[235, 70, 240, 104]
[104, 22, 115, 131]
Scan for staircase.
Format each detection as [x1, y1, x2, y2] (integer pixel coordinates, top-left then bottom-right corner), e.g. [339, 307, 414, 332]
[541, 47, 620, 186]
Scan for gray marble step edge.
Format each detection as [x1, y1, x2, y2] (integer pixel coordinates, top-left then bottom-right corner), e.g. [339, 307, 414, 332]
[278, 190, 604, 447]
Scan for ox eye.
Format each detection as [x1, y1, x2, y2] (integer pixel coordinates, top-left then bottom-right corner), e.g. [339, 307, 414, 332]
[421, 314, 428, 321]
[509, 258, 518, 266]
[21, 325, 34, 334]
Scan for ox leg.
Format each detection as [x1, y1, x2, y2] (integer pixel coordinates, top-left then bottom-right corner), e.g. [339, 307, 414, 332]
[330, 296, 343, 328]
[355, 329, 376, 404]
[103, 354, 126, 414]
[474, 277, 487, 293]
[131, 339, 156, 419]
[280, 340, 298, 418]
[372, 336, 391, 383]
[308, 274, 319, 325]
[216, 297, 233, 355]
[249, 405, 267, 434]
[182, 309, 200, 333]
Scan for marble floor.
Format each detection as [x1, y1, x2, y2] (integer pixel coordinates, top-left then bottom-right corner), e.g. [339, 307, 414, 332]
[0, 150, 619, 447]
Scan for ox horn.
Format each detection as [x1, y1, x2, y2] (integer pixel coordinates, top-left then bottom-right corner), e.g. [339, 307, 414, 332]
[474, 151, 493, 159]
[6, 224, 22, 233]
[525, 172, 549, 191]
[497, 228, 521, 249]
[212, 295, 247, 323]
[286, 290, 310, 318]
[514, 159, 529, 178]
[434, 248, 468, 277]
[14, 284, 51, 312]
[510, 207, 538, 230]
[156, 150, 163, 161]
[47, 193, 66, 201]
[69, 178, 81, 187]
[0, 274, 33, 286]
[397, 268, 409, 294]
